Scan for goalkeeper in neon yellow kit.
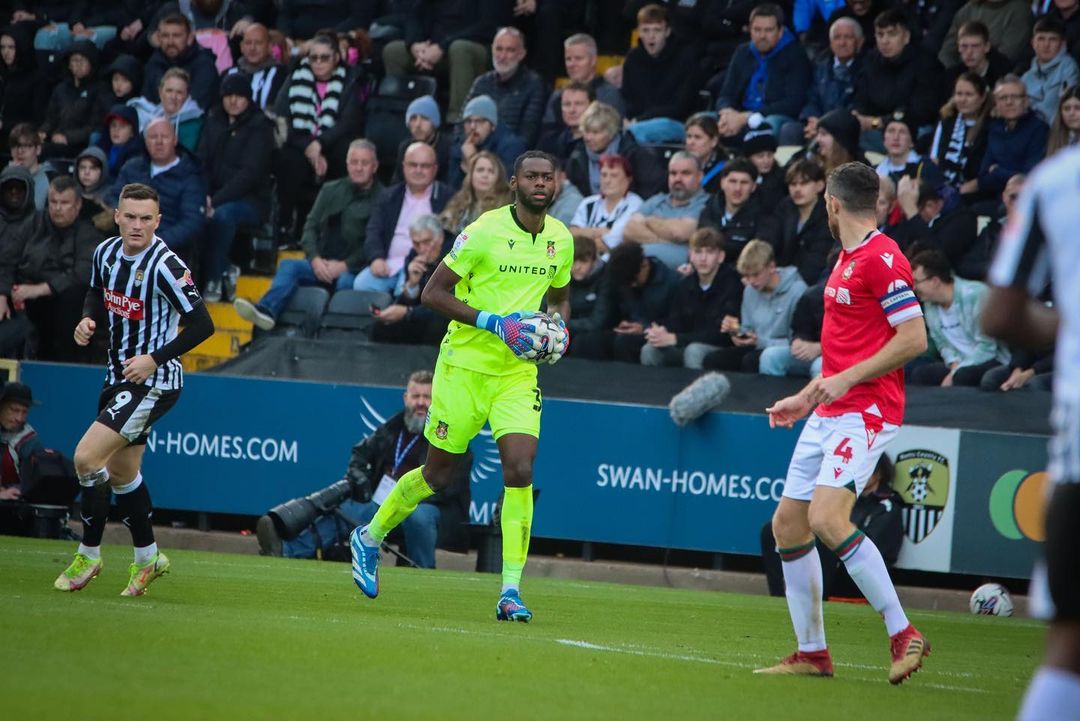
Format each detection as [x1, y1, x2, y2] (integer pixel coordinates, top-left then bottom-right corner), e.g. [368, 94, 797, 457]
[350, 151, 573, 622]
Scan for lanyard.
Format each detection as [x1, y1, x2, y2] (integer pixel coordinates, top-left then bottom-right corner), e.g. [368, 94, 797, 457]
[392, 430, 420, 477]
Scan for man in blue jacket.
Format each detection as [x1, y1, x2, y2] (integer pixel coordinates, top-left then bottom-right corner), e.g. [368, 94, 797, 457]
[978, 75, 1048, 195]
[716, 3, 812, 142]
[107, 118, 207, 265]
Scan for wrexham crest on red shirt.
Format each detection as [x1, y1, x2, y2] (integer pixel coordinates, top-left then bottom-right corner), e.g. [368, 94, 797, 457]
[842, 260, 856, 280]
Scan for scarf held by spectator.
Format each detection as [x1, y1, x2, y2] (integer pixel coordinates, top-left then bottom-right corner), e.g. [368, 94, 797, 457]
[287, 60, 345, 136]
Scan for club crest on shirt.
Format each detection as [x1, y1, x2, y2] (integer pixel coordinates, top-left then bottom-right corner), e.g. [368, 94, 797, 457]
[134, 269, 144, 286]
[842, 260, 856, 280]
[546, 240, 556, 258]
[435, 420, 449, 440]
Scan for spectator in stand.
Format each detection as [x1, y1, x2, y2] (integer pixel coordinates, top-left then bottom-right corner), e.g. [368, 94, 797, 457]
[0, 176, 100, 362]
[277, 0, 377, 39]
[538, 80, 592, 160]
[622, 4, 703, 144]
[833, 0, 891, 50]
[781, 16, 865, 147]
[39, 40, 102, 159]
[392, 96, 452, 184]
[980, 347, 1054, 391]
[0, 167, 39, 278]
[566, 235, 614, 340]
[272, 31, 368, 239]
[0, 26, 48, 150]
[699, 239, 808, 372]
[978, 75, 1049, 194]
[8, 124, 50, 211]
[448, 96, 527, 190]
[639, 227, 743, 367]
[812, 108, 869, 174]
[892, 170, 980, 268]
[794, 0, 849, 39]
[94, 105, 142, 182]
[699, 159, 780, 260]
[943, 21, 1012, 93]
[73, 147, 113, 232]
[775, 160, 836, 285]
[1047, 84, 1080, 156]
[439, 151, 512, 236]
[226, 23, 286, 110]
[27, 4, 123, 51]
[0, 382, 45, 502]
[940, 0, 1034, 67]
[107, 118, 207, 265]
[1023, 16, 1080, 124]
[382, 0, 498, 122]
[1046, 0, 1080, 56]
[100, 55, 142, 111]
[575, 240, 679, 361]
[909, 249, 1010, 385]
[235, 139, 384, 331]
[542, 33, 625, 144]
[716, 4, 813, 141]
[744, 130, 787, 210]
[570, 154, 644, 258]
[702, 0, 760, 73]
[131, 68, 206, 153]
[957, 172, 1023, 279]
[197, 73, 275, 302]
[759, 270, 828, 378]
[877, 174, 898, 230]
[547, 164, 584, 227]
[371, 215, 450, 345]
[930, 72, 991, 198]
[566, 101, 665, 199]
[853, 9, 944, 147]
[464, 27, 546, 147]
[358, 143, 452, 294]
[142, 13, 220, 111]
[684, 113, 728, 194]
[876, 116, 922, 184]
[623, 151, 709, 269]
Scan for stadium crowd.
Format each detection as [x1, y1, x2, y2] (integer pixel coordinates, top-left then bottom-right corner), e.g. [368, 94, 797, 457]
[0, 0, 1065, 391]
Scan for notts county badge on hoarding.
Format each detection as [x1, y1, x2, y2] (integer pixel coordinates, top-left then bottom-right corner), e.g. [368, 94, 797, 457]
[895, 449, 950, 543]
[546, 240, 556, 258]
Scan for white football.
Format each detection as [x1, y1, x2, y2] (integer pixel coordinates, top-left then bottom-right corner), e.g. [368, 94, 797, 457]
[520, 313, 567, 365]
[970, 583, 1014, 617]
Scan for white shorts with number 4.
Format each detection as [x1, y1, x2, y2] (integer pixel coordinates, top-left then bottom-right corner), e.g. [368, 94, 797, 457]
[782, 411, 899, 502]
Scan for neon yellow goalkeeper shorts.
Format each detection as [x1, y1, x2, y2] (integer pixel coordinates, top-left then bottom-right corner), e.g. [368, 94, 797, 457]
[424, 358, 542, 454]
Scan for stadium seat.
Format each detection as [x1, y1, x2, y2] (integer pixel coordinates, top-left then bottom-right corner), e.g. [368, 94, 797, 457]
[254, 286, 329, 340]
[317, 289, 393, 339]
[641, 143, 686, 166]
[865, 151, 886, 166]
[775, 145, 801, 167]
[364, 75, 440, 172]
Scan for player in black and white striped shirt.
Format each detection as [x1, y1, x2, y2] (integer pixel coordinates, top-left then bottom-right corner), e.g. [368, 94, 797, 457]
[984, 149, 1080, 721]
[54, 183, 214, 597]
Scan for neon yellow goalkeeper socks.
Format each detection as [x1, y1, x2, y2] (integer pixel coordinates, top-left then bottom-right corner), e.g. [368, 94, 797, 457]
[367, 467, 435, 542]
[501, 485, 533, 592]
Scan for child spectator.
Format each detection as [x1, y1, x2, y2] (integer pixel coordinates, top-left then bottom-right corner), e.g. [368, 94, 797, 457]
[94, 105, 143, 182]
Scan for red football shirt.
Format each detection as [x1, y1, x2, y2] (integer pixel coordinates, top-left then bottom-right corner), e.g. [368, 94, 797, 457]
[816, 230, 923, 425]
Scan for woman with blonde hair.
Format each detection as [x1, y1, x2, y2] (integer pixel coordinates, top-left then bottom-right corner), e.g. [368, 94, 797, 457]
[930, 72, 991, 195]
[439, 151, 511, 235]
[1046, 84, 1080, 157]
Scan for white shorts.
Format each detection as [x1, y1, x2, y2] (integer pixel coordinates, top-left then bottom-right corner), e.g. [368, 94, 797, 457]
[782, 411, 899, 502]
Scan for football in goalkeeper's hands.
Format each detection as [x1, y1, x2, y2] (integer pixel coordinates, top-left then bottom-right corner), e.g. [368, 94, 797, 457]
[520, 312, 568, 365]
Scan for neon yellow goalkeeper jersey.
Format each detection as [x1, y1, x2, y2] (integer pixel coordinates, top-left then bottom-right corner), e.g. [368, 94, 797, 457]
[440, 204, 573, 375]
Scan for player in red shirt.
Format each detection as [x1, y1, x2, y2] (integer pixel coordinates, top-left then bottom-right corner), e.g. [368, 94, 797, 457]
[755, 163, 930, 684]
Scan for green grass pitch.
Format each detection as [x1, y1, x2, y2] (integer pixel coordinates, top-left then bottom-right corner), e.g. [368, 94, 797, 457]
[0, 536, 1041, 721]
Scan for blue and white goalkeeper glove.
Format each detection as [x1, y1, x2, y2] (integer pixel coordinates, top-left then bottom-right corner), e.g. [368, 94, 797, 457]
[475, 311, 537, 357]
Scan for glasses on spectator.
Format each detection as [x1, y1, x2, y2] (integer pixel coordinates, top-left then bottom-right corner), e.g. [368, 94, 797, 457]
[995, 93, 1025, 103]
[912, 274, 930, 287]
[404, 161, 435, 170]
[11, 143, 37, 150]
[308, 53, 334, 63]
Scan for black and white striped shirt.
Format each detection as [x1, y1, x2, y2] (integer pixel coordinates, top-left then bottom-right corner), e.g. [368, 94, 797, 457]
[91, 235, 203, 391]
[990, 146, 1080, 482]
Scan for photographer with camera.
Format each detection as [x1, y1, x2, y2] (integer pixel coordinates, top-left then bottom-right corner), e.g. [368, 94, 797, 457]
[256, 371, 470, 567]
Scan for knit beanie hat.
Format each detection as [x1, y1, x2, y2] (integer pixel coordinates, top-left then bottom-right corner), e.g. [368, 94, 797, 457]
[817, 109, 862, 161]
[405, 94, 441, 129]
[462, 95, 498, 126]
[220, 72, 253, 101]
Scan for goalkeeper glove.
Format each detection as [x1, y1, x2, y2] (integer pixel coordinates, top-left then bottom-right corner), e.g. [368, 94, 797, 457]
[475, 311, 537, 357]
[548, 312, 570, 362]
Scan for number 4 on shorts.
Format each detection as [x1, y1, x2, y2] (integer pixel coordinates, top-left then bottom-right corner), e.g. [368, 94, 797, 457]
[833, 437, 853, 464]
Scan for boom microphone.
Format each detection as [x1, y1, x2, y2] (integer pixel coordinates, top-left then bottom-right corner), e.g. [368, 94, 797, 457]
[668, 372, 731, 426]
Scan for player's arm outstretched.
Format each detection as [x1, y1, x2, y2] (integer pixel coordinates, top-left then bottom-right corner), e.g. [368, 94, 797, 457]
[766, 317, 927, 428]
[422, 262, 539, 357]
